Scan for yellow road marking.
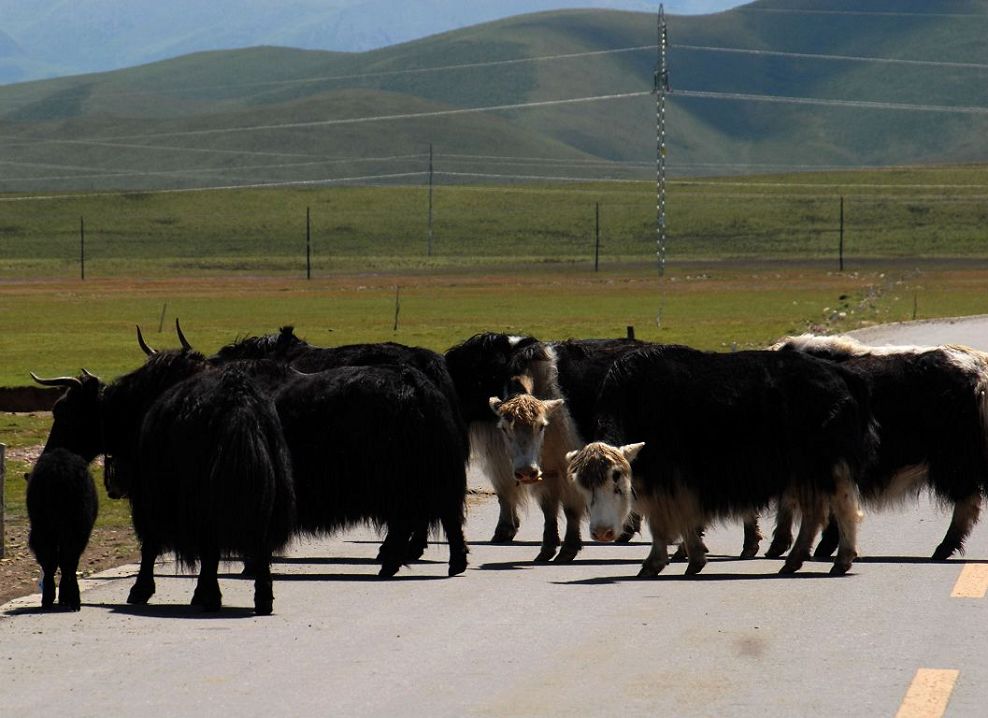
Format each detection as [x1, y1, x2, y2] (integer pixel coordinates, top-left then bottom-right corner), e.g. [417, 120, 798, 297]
[950, 563, 988, 598]
[895, 669, 959, 718]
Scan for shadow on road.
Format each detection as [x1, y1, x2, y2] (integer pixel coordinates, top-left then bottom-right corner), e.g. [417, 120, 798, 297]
[554, 570, 854, 586]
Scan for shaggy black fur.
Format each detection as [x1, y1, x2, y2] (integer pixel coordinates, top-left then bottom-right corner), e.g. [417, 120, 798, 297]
[274, 364, 468, 577]
[26, 449, 98, 611]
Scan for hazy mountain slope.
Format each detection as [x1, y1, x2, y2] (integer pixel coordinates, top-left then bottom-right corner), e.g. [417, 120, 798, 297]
[1, 1, 986, 193]
[0, 0, 747, 83]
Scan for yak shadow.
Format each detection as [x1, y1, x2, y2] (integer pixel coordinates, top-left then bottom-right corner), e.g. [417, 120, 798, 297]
[272, 556, 444, 567]
[851, 555, 986, 565]
[555, 570, 851, 586]
[272, 572, 451, 583]
[100, 602, 257, 619]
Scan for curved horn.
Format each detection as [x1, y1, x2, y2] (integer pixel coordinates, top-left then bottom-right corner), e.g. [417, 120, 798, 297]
[30, 372, 82, 389]
[136, 325, 157, 356]
[175, 318, 192, 351]
[81, 368, 100, 380]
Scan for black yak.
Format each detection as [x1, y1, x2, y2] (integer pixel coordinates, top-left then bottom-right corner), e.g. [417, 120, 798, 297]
[34, 331, 295, 614]
[211, 326, 469, 571]
[771, 334, 988, 560]
[26, 448, 98, 611]
[566, 345, 876, 577]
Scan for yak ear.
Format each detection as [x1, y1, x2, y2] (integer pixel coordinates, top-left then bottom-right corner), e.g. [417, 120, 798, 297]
[543, 398, 565, 414]
[488, 397, 503, 414]
[620, 442, 646, 462]
[565, 449, 580, 463]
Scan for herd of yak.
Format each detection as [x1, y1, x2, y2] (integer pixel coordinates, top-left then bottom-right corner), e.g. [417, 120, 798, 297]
[22, 322, 988, 615]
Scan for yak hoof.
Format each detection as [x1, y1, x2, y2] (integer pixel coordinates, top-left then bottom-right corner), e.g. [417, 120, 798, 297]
[636, 565, 662, 578]
[127, 581, 155, 605]
[931, 543, 957, 561]
[491, 524, 519, 543]
[406, 541, 428, 563]
[670, 544, 688, 562]
[448, 554, 468, 577]
[191, 587, 222, 612]
[379, 562, 402, 578]
[533, 546, 558, 563]
[615, 531, 636, 543]
[685, 559, 707, 576]
[553, 545, 581, 563]
[739, 543, 760, 560]
[58, 584, 82, 612]
[765, 540, 791, 559]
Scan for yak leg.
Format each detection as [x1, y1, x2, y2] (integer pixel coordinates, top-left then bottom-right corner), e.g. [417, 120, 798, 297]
[813, 512, 840, 558]
[766, 496, 795, 558]
[191, 550, 222, 612]
[617, 512, 642, 543]
[554, 500, 584, 563]
[441, 511, 469, 577]
[406, 524, 430, 562]
[534, 488, 561, 563]
[672, 527, 707, 562]
[683, 525, 709, 576]
[489, 457, 522, 543]
[780, 494, 826, 575]
[830, 466, 862, 576]
[740, 512, 762, 559]
[933, 493, 981, 561]
[252, 555, 274, 616]
[638, 508, 674, 577]
[57, 551, 82, 611]
[378, 520, 413, 578]
[127, 542, 158, 605]
[33, 541, 58, 609]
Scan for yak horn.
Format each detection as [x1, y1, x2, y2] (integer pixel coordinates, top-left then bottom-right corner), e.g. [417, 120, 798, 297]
[136, 325, 157, 356]
[175, 318, 192, 351]
[30, 372, 82, 389]
[81, 368, 100, 380]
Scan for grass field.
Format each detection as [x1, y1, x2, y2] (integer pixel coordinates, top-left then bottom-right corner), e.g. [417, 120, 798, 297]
[2, 165, 988, 280]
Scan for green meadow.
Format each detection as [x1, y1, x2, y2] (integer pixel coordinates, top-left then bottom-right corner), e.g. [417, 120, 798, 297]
[1, 164, 987, 280]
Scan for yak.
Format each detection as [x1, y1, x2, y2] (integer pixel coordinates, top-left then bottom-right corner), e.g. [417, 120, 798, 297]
[771, 334, 988, 560]
[26, 448, 98, 611]
[566, 345, 876, 577]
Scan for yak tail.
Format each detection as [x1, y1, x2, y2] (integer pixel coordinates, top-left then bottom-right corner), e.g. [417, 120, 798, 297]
[206, 402, 296, 560]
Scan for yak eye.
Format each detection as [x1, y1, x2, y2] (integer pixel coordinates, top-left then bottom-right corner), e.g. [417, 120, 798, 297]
[611, 470, 621, 482]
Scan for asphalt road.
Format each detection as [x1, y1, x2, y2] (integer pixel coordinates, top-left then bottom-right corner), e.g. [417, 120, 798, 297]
[3, 318, 988, 717]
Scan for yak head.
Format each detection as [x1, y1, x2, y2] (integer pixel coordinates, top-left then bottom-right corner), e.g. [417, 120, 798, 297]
[32, 370, 104, 463]
[566, 441, 644, 542]
[488, 375, 564, 484]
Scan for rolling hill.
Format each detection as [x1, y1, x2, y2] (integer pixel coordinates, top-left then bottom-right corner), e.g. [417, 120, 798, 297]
[1, 0, 987, 193]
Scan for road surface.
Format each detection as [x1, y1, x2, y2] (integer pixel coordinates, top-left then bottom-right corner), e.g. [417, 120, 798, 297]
[3, 318, 988, 716]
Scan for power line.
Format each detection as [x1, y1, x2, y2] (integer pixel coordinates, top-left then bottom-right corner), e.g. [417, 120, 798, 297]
[672, 89, 988, 115]
[56, 91, 653, 142]
[0, 45, 659, 107]
[0, 153, 428, 183]
[0, 171, 427, 202]
[672, 44, 988, 71]
[739, 8, 988, 19]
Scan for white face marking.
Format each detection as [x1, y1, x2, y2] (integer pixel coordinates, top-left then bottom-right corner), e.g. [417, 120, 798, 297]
[489, 395, 563, 483]
[568, 442, 643, 541]
[507, 335, 525, 346]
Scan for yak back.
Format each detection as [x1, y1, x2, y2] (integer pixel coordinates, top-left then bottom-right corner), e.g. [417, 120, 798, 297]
[595, 345, 874, 516]
[210, 326, 311, 364]
[550, 338, 652, 441]
[800, 348, 987, 502]
[134, 365, 296, 566]
[274, 364, 467, 535]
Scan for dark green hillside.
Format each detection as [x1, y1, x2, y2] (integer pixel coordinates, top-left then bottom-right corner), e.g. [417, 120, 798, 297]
[1, 2, 987, 193]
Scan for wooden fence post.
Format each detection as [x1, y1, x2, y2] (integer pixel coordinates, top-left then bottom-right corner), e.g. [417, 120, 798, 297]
[1, 443, 6, 559]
